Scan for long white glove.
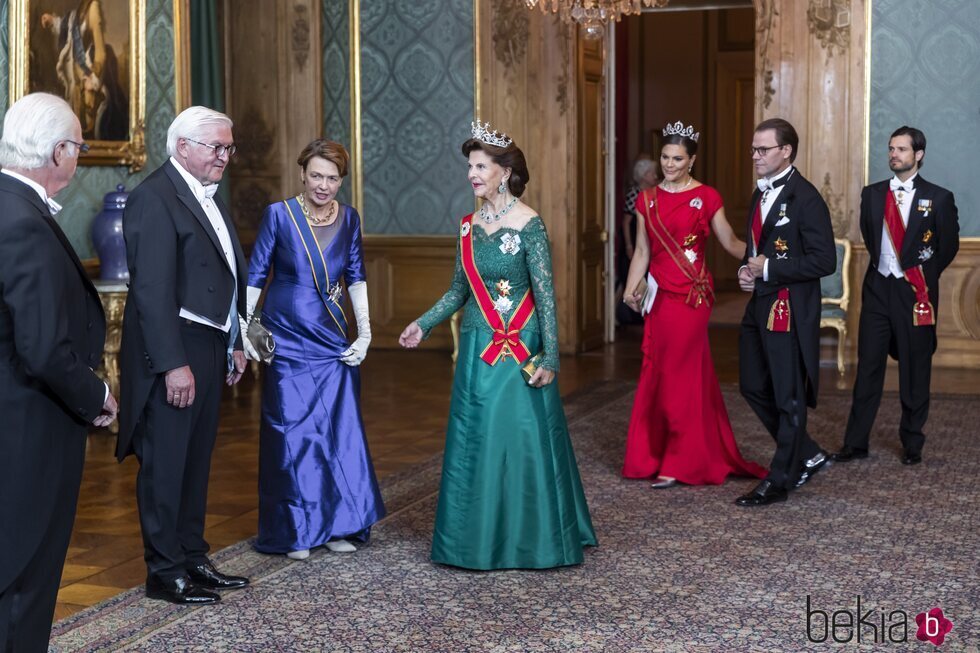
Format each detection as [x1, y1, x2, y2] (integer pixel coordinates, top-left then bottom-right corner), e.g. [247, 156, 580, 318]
[341, 281, 371, 366]
[240, 285, 263, 361]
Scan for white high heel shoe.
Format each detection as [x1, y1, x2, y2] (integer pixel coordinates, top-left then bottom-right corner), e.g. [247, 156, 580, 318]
[286, 549, 310, 560]
[324, 539, 357, 553]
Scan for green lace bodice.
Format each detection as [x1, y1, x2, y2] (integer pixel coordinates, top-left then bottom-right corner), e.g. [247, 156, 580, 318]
[417, 215, 560, 371]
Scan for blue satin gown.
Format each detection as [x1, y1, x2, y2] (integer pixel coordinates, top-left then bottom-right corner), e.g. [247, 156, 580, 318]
[248, 199, 385, 553]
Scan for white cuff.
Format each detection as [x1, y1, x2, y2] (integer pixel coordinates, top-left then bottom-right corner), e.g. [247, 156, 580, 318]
[763, 259, 770, 282]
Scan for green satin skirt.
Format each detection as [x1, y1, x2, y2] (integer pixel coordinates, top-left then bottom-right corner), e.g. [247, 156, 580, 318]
[431, 329, 597, 570]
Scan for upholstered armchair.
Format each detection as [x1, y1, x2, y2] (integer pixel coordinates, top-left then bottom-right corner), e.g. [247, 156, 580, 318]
[820, 238, 852, 376]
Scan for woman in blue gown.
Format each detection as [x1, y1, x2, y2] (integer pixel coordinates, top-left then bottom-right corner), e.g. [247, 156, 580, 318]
[244, 139, 384, 560]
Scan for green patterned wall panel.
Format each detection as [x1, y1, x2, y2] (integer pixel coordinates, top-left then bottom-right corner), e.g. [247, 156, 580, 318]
[0, 0, 177, 258]
[351, 0, 474, 235]
[360, 0, 474, 234]
[869, 0, 979, 235]
[322, 0, 352, 205]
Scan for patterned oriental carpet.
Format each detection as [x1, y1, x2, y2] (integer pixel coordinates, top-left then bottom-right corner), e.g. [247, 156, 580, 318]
[50, 382, 979, 652]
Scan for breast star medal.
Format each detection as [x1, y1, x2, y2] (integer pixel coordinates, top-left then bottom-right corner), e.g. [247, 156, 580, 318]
[495, 279, 512, 297]
[922, 229, 933, 243]
[683, 233, 698, 247]
[918, 246, 934, 262]
[774, 237, 788, 252]
[499, 233, 521, 255]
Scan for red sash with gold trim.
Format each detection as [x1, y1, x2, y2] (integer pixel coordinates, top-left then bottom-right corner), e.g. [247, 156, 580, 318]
[459, 214, 536, 365]
[638, 190, 713, 308]
[883, 191, 935, 326]
[751, 200, 791, 332]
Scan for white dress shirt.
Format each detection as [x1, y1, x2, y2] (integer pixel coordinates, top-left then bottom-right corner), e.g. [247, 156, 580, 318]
[170, 157, 238, 333]
[878, 173, 917, 278]
[754, 165, 795, 281]
[1, 169, 63, 215]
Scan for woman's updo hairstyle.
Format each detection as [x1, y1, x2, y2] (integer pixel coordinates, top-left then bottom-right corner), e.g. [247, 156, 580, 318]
[297, 138, 350, 176]
[661, 133, 699, 157]
[660, 121, 700, 157]
[461, 138, 530, 198]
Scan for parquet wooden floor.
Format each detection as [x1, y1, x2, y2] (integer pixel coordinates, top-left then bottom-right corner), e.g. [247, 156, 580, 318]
[55, 307, 980, 620]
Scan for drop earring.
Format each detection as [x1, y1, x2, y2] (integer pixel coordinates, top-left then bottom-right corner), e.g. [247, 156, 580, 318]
[498, 180, 508, 194]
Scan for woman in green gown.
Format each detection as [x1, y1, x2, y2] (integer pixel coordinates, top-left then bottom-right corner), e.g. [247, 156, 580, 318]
[399, 123, 596, 570]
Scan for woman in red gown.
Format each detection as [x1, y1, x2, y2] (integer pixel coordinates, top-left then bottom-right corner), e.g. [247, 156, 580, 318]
[622, 122, 767, 487]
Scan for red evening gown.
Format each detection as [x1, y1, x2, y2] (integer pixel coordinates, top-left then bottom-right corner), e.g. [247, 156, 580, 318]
[622, 185, 767, 484]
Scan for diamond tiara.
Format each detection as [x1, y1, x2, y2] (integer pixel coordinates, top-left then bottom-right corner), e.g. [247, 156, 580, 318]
[471, 120, 513, 148]
[662, 121, 700, 143]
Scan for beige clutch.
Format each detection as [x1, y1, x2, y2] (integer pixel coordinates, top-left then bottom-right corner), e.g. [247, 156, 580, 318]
[246, 315, 276, 364]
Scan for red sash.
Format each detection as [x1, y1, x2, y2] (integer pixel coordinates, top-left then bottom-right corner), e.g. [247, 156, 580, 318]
[458, 214, 536, 365]
[639, 190, 713, 308]
[883, 191, 935, 326]
[751, 201, 791, 332]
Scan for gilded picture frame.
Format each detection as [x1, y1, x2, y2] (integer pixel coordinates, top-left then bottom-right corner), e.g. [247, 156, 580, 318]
[8, 0, 147, 171]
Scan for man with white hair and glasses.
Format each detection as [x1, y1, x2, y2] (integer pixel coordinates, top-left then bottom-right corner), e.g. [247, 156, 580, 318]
[0, 92, 117, 651]
[118, 106, 249, 604]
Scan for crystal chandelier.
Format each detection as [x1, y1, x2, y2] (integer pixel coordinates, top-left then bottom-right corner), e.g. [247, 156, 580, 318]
[524, 0, 670, 40]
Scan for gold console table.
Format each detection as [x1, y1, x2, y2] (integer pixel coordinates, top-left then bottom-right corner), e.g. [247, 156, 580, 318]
[93, 280, 127, 433]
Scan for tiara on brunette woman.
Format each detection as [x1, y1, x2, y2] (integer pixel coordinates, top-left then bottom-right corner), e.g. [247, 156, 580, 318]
[662, 121, 700, 142]
[471, 120, 513, 148]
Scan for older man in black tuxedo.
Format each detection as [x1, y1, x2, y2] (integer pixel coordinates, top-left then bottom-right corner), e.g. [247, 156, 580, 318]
[119, 106, 249, 604]
[0, 93, 117, 652]
[735, 118, 837, 507]
[833, 127, 959, 466]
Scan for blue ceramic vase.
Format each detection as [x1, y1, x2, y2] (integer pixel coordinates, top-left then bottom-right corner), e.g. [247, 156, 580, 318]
[91, 184, 129, 280]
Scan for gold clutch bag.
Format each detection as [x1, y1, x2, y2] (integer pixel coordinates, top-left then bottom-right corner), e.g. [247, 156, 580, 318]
[520, 351, 545, 384]
[246, 315, 276, 364]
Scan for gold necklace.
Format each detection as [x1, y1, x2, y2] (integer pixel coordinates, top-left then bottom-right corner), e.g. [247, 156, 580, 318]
[298, 194, 337, 225]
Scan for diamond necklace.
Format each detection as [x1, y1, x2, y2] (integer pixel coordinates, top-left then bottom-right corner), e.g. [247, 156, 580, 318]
[479, 196, 519, 223]
[660, 176, 694, 193]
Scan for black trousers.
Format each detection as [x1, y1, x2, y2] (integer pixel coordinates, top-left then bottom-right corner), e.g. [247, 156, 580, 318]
[133, 321, 226, 582]
[843, 272, 936, 454]
[0, 440, 85, 653]
[739, 298, 822, 489]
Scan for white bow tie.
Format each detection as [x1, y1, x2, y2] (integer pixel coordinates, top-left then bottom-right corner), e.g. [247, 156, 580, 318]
[889, 179, 911, 193]
[47, 198, 63, 215]
[757, 168, 793, 193]
[201, 184, 219, 200]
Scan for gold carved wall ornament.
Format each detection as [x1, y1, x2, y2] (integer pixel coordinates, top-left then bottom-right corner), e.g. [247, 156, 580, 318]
[292, 3, 312, 70]
[492, 0, 531, 70]
[555, 18, 572, 115]
[820, 172, 850, 237]
[235, 106, 276, 172]
[8, 0, 147, 171]
[755, 0, 777, 110]
[807, 0, 851, 59]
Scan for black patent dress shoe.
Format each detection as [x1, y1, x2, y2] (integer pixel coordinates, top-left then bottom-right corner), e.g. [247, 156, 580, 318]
[795, 451, 829, 488]
[901, 450, 922, 465]
[187, 560, 250, 590]
[735, 480, 788, 507]
[146, 575, 220, 604]
[830, 446, 869, 462]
